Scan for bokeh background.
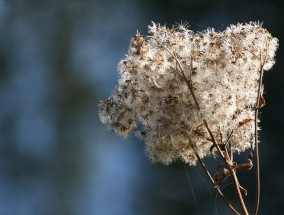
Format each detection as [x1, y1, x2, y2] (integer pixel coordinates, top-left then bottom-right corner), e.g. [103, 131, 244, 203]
[0, 0, 283, 214]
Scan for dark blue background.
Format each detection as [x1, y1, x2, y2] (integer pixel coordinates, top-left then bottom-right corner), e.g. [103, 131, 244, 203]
[0, 0, 283, 214]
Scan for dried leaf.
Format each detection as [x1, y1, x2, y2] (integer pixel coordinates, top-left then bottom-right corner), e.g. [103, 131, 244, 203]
[258, 95, 266, 108]
[239, 119, 253, 127]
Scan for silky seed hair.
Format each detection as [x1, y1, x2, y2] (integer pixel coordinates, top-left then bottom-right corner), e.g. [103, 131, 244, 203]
[99, 22, 278, 165]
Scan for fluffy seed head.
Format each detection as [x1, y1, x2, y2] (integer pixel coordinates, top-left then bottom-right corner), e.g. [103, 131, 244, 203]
[99, 22, 278, 165]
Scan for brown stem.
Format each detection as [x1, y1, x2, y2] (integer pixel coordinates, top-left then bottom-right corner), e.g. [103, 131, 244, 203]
[253, 62, 265, 215]
[194, 151, 241, 215]
[252, 37, 269, 215]
[203, 120, 249, 215]
[203, 120, 228, 164]
[228, 166, 249, 215]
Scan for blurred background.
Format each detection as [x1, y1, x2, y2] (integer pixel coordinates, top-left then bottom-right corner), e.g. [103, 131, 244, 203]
[0, 0, 283, 214]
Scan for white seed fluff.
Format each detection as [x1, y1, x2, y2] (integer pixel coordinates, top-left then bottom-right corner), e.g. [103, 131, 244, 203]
[99, 22, 278, 165]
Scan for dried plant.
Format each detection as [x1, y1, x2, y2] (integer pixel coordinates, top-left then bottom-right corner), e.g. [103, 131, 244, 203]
[99, 22, 278, 215]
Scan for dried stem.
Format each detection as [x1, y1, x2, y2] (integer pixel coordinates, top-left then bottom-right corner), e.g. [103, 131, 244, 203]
[204, 121, 249, 215]
[253, 61, 266, 215]
[194, 151, 241, 215]
[252, 37, 269, 215]
[228, 165, 249, 215]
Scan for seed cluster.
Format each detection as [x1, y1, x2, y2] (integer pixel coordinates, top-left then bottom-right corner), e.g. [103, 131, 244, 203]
[99, 22, 278, 165]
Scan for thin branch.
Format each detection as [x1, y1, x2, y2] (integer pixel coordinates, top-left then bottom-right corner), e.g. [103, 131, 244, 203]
[224, 130, 234, 160]
[223, 130, 234, 147]
[227, 165, 249, 215]
[252, 36, 269, 215]
[203, 120, 228, 164]
[194, 151, 241, 215]
[253, 60, 266, 215]
[203, 120, 249, 215]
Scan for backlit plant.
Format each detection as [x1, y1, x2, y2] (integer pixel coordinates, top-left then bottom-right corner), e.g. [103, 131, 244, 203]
[99, 22, 278, 215]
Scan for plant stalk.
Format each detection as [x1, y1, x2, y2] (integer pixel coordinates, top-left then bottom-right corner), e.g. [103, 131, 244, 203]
[253, 61, 265, 215]
[195, 151, 241, 215]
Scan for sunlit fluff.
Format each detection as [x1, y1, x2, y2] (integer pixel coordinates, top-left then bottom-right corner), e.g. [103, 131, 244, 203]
[99, 22, 278, 165]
